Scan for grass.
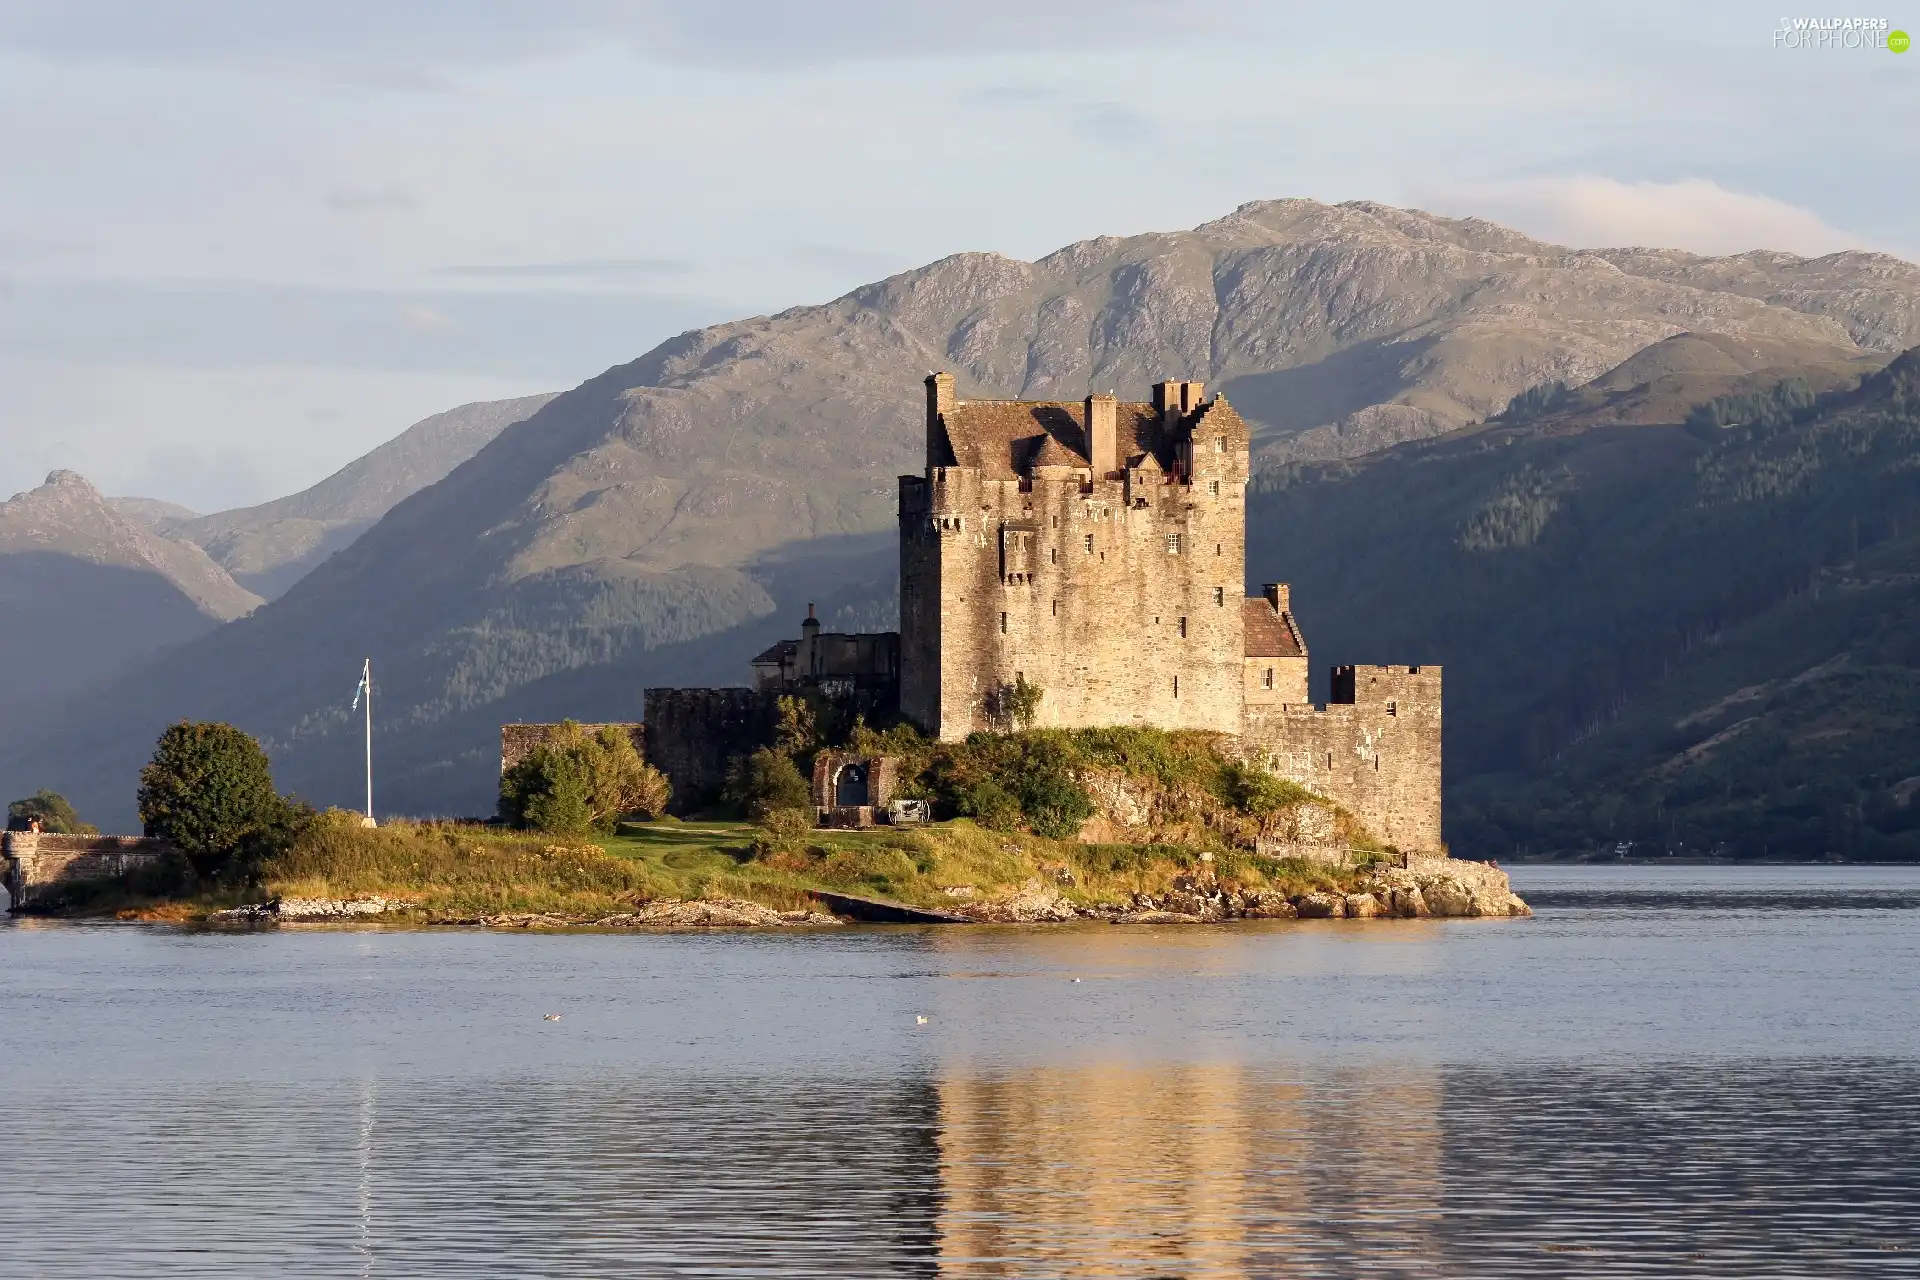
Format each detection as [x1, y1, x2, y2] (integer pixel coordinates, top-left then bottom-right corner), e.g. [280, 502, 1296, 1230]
[81, 808, 1378, 924]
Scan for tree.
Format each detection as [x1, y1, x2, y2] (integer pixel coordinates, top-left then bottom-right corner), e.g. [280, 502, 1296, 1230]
[137, 721, 288, 879]
[6, 789, 98, 835]
[723, 747, 812, 821]
[499, 721, 671, 835]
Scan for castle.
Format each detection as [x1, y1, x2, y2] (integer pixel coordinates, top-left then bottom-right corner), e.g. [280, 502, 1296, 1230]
[508, 375, 1443, 852]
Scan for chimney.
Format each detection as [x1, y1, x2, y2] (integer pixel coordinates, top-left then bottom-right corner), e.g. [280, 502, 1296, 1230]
[801, 603, 821, 675]
[1084, 392, 1118, 476]
[1263, 583, 1290, 614]
[1152, 379, 1206, 427]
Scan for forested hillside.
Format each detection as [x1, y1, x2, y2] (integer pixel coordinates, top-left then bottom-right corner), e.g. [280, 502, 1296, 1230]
[1251, 346, 1920, 860]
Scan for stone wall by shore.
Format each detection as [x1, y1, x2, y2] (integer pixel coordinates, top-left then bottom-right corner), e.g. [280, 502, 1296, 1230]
[3, 831, 185, 911]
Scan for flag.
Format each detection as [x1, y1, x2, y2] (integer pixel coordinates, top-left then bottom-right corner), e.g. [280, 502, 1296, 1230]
[351, 661, 369, 712]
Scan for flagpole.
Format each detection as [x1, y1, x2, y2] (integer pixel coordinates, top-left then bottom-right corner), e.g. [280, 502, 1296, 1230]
[363, 657, 373, 825]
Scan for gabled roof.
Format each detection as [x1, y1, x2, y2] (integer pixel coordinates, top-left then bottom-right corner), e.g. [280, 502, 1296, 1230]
[1243, 599, 1305, 658]
[1028, 433, 1084, 469]
[750, 639, 797, 666]
[939, 400, 1169, 480]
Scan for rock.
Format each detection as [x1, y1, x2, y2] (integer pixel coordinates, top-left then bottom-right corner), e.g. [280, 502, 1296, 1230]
[210, 897, 394, 922]
[1294, 891, 1345, 919]
[1112, 910, 1205, 924]
[604, 898, 830, 927]
[1417, 877, 1475, 917]
[964, 879, 1079, 923]
[1343, 892, 1384, 919]
[1240, 891, 1299, 919]
[1387, 886, 1428, 917]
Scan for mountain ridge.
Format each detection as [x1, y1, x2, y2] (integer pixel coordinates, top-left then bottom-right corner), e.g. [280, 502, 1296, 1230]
[5, 197, 1920, 831]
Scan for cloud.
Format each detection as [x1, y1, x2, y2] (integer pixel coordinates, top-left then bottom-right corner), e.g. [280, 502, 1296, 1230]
[323, 185, 417, 215]
[1074, 103, 1152, 146]
[0, 0, 1252, 73]
[1418, 176, 1868, 258]
[434, 258, 691, 282]
[397, 303, 459, 332]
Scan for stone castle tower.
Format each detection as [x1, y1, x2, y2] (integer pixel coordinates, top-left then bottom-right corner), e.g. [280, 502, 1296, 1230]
[897, 372, 1441, 851]
[900, 373, 1295, 735]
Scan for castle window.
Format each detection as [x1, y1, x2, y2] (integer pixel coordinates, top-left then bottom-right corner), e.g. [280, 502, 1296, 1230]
[1264, 667, 1273, 689]
[1050, 548, 1056, 564]
[1000, 612, 1008, 634]
[1166, 534, 1182, 555]
[1216, 543, 1222, 556]
[1173, 676, 1180, 698]
[1085, 534, 1094, 553]
[1387, 700, 1398, 717]
[1052, 599, 1058, 616]
[1213, 587, 1225, 606]
[1209, 480, 1220, 497]
[1178, 617, 1188, 638]
[1214, 438, 1224, 452]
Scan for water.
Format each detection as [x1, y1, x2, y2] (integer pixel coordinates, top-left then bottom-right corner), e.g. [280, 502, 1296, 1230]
[3, 864, 1918, 1276]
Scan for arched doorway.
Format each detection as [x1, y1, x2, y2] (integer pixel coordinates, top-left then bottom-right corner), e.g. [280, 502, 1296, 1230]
[834, 763, 869, 807]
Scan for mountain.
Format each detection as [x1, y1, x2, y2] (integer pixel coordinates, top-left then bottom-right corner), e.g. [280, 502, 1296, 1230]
[171, 393, 558, 598]
[0, 471, 261, 709]
[108, 495, 199, 528]
[3, 198, 1920, 833]
[1246, 342, 1920, 860]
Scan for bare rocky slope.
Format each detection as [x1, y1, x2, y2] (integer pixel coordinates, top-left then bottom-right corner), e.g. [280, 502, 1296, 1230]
[0, 471, 261, 708]
[4, 198, 1919, 830]
[159, 393, 558, 598]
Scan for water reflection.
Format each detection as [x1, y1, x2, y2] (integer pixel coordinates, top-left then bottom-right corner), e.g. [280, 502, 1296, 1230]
[934, 1063, 1442, 1277]
[8, 1059, 1916, 1277]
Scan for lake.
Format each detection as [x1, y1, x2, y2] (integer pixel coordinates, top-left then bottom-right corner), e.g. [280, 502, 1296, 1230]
[3, 864, 1918, 1276]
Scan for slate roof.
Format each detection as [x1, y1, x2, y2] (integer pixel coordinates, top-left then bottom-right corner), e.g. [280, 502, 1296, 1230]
[936, 396, 1251, 480]
[1243, 599, 1305, 658]
[940, 400, 1165, 479]
[750, 639, 797, 666]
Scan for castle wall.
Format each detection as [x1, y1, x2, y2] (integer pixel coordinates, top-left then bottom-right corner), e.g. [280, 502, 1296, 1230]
[3, 832, 185, 911]
[642, 688, 776, 813]
[908, 447, 1248, 739]
[1239, 666, 1443, 854]
[500, 723, 645, 775]
[899, 475, 943, 732]
[1244, 655, 1310, 708]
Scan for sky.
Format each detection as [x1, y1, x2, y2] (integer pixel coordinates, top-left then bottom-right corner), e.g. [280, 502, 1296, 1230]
[0, 1, 1914, 513]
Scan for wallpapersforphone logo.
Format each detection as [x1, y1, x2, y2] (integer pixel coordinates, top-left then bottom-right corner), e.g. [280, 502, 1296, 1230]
[1773, 17, 1909, 49]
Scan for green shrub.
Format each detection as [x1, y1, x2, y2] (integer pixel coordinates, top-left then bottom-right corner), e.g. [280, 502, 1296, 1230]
[759, 806, 813, 840]
[723, 747, 812, 820]
[956, 778, 1021, 830]
[501, 721, 670, 834]
[1221, 761, 1313, 815]
[6, 789, 97, 835]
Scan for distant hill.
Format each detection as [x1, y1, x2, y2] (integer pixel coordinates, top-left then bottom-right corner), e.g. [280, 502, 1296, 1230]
[107, 495, 200, 528]
[1248, 341, 1920, 860]
[172, 393, 557, 598]
[3, 198, 1920, 832]
[0, 471, 260, 709]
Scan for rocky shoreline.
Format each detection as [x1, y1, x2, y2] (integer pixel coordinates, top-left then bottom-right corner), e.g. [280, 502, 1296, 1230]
[202, 857, 1527, 929]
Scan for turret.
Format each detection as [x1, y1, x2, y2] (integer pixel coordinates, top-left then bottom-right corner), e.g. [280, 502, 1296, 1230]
[925, 372, 956, 468]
